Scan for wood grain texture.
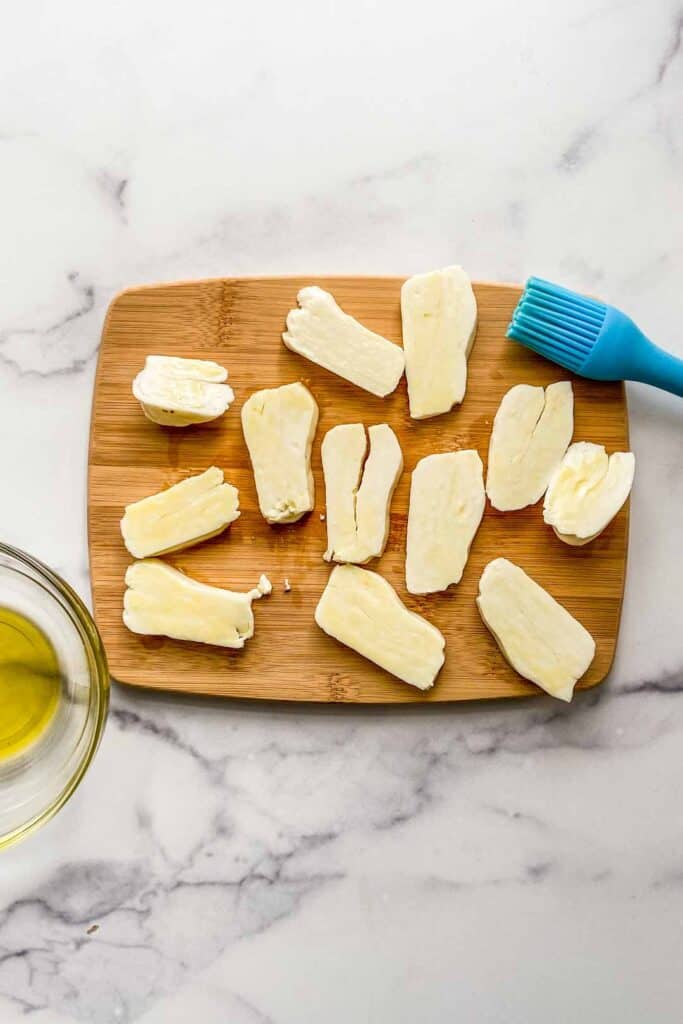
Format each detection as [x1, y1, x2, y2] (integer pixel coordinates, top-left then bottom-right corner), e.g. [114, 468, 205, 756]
[88, 277, 629, 703]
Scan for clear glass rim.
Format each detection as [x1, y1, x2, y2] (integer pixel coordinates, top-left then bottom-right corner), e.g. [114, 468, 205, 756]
[0, 542, 109, 851]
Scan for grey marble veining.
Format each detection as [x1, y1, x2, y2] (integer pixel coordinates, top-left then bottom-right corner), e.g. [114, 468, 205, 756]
[0, 0, 682, 1021]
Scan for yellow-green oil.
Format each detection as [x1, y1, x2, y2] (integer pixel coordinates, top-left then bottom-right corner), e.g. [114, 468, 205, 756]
[0, 606, 61, 760]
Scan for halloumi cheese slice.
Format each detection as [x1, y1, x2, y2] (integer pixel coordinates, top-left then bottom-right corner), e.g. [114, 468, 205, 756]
[120, 467, 240, 558]
[476, 558, 595, 702]
[283, 286, 405, 397]
[241, 382, 319, 524]
[322, 423, 403, 563]
[123, 560, 271, 648]
[486, 381, 574, 511]
[401, 266, 478, 419]
[406, 450, 485, 594]
[322, 424, 366, 560]
[315, 564, 445, 690]
[543, 442, 635, 545]
[133, 355, 234, 426]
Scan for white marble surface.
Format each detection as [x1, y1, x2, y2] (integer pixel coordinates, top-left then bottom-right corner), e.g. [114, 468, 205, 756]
[1, 0, 682, 1020]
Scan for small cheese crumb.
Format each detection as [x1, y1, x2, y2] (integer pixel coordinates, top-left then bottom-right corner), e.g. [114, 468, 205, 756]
[284, 578, 291, 592]
[257, 574, 272, 596]
[320, 513, 326, 521]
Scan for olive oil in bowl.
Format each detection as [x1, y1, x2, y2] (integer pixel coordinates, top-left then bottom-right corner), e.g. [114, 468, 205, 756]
[0, 606, 61, 760]
[0, 544, 109, 850]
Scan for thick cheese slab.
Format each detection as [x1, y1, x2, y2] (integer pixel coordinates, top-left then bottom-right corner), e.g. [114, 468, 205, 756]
[123, 560, 271, 649]
[132, 355, 234, 426]
[120, 467, 239, 558]
[315, 564, 445, 690]
[283, 286, 405, 397]
[544, 442, 635, 545]
[401, 266, 477, 419]
[241, 382, 319, 524]
[476, 558, 595, 702]
[321, 424, 366, 560]
[406, 450, 485, 594]
[486, 381, 574, 511]
[322, 422, 403, 563]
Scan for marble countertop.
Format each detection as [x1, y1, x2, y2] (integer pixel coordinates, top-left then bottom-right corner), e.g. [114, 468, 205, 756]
[1, 1, 682, 1021]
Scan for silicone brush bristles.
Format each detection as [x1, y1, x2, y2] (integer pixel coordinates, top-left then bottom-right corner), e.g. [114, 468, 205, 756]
[507, 277, 607, 373]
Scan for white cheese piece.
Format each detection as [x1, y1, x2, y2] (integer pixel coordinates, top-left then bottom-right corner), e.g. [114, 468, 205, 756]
[283, 286, 405, 397]
[486, 381, 574, 511]
[132, 355, 234, 426]
[315, 564, 445, 690]
[241, 382, 319, 524]
[543, 442, 635, 545]
[401, 266, 478, 419]
[123, 560, 270, 648]
[405, 450, 485, 594]
[354, 424, 404, 561]
[476, 558, 595, 702]
[120, 467, 240, 559]
[322, 423, 403, 563]
[256, 573, 273, 596]
[322, 423, 366, 559]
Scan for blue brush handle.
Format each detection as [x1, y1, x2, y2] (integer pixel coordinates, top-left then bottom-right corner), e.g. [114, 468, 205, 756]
[584, 312, 683, 397]
[625, 335, 683, 397]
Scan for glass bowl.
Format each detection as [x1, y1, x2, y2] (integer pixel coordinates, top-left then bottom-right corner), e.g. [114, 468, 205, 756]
[0, 543, 109, 849]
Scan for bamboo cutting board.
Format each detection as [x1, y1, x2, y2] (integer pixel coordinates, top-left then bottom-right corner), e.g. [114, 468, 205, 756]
[88, 277, 629, 702]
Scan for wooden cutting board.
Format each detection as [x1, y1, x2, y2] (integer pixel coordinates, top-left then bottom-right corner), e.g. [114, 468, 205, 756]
[88, 277, 629, 703]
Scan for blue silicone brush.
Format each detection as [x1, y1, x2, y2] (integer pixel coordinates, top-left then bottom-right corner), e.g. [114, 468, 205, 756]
[507, 277, 683, 397]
